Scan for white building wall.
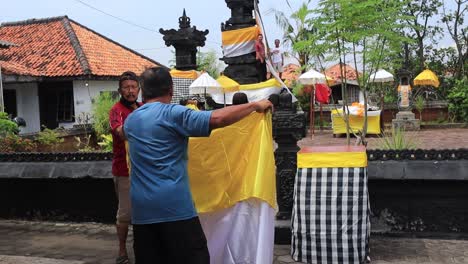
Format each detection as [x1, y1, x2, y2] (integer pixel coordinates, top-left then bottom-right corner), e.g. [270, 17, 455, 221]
[73, 80, 119, 124]
[4, 82, 41, 134]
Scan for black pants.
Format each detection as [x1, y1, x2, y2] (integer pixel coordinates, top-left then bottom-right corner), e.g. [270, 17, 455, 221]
[256, 60, 267, 82]
[133, 217, 209, 264]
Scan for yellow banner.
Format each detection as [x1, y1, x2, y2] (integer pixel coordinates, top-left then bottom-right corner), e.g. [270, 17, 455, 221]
[222, 26, 259, 45]
[188, 112, 277, 213]
[298, 151, 368, 168]
[170, 69, 199, 80]
[239, 78, 281, 90]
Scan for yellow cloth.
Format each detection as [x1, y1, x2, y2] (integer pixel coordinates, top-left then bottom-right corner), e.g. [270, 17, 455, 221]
[239, 78, 281, 91]
[170, 69, 199, 79]
[298, 149, 367, 168]
[185, 104, 199, 111]
[188, 112, 277, 213]
[217, 75, 240, 92]
[331, 109, 381, 134]
[222, 26, 259, 45]
[414, 69, 440, 88]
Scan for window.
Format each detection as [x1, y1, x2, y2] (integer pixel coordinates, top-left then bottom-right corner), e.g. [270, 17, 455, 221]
[56, 88, 74, 122]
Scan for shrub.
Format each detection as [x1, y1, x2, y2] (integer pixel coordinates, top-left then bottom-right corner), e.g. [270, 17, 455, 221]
[447, 77, 468, 123]
[36, 127, 64, 151]
[291, 81, 310, 112]
[0, 112, 19, 136]
[414, 95, 425, 121]
[376, 127, 419, 150]
[92, 92, 119, 137]
[0, 134, 36, 153]
[97, 134, 113, 152]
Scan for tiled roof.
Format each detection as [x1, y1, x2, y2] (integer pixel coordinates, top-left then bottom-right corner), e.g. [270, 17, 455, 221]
[0, 60, 41, 75]
[325, 63, 361, 82]
[0, 16, 162, 77]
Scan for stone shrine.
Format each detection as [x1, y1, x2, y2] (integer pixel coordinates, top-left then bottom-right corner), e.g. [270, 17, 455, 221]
[392, 43, 420, 131]
[221, 0, 260, 84]
[160, 9, 209, 70]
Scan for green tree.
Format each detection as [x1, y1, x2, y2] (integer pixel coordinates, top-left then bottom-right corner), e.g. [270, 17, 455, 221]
[268, 1, 315, 67]
[197, 49, 221, 78]
[309, 0, 409, 144]
[447, 77, 468, 122]
[442, 0, 467, 78]
[404, 0, 443, 73]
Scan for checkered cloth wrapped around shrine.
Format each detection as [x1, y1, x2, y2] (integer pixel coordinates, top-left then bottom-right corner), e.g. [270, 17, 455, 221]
[292, 146, 370, 264]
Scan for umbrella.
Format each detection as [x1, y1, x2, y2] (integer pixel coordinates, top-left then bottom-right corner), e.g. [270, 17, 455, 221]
[298, 69, 327, 137]
[298, 69, 326, 85]
[369, 69, 394, 115]
[414, 69, 440, 88]
[369, 69, 394, 83]
[189, 72, 221, 95]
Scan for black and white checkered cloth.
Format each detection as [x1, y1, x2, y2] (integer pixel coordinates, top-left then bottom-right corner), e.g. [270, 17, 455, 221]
[291, 167, 370, 264]
[172, 77, 194, 104]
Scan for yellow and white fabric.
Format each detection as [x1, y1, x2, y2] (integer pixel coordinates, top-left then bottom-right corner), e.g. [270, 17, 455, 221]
[188, 113, 276, 264]
[170, 69, 199, 80]
[210, 78, 282, 104]
[331, 108, 381, 135]
[222, 26, 259, 58]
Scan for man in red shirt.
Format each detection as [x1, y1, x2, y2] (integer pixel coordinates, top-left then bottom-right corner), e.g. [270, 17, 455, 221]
[255, 34, 267, 82]
[109, 71, 142, 264]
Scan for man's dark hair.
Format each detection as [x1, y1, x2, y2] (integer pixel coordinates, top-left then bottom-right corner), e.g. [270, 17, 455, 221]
[232, 92, 249, 105]
[140, 67, 173, 100]
[118, 71, 139, 89]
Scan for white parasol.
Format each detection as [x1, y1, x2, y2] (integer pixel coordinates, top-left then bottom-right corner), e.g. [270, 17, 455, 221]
[189, 72, 221, 95]
[369, 69, 394, 83]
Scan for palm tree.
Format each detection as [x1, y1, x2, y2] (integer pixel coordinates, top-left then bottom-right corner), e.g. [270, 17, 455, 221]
[268, 1, 315, 67]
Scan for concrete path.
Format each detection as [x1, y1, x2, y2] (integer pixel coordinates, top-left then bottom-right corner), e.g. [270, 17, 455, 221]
[1, 220, 468, 264]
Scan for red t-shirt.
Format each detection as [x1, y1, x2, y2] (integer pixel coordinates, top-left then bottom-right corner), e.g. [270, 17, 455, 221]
[255, 40, 265, 60]
[109, 101, 141, 177]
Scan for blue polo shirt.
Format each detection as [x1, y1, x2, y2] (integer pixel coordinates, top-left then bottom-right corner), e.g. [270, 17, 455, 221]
[124, 102, 212, 224]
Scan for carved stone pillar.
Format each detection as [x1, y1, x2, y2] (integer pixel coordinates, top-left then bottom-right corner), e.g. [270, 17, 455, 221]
[271, 93, 306, 219]
[221, 0, 260, 84]
[160, 9, 209, 71]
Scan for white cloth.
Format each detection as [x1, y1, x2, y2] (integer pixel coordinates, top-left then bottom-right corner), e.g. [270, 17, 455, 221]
[199, 198, 276, 264]
[270, 47, 283, 64]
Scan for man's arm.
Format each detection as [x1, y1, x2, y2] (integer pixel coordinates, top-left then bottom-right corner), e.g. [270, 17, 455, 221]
[115, 126, 125, 140]
[109, 107, 125, 140]
[209, 99, 273, 129]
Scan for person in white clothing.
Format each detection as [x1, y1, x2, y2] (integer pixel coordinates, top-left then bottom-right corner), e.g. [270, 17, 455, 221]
[268, 39, 284, 79]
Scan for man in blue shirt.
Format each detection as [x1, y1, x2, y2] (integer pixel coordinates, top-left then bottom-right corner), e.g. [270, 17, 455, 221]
[124, 67, 273, 264]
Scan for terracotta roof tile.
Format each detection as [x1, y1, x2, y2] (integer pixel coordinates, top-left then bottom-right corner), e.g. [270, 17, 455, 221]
[325, 63, 361, 82]
[0, 60, 41, 75]
[0, 16, 162, 77]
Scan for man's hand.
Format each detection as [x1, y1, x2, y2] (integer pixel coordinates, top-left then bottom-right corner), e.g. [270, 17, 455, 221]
[254, 99, 273, 113]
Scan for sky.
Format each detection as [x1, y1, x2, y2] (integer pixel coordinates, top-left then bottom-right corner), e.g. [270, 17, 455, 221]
[1, 0, 458, 69]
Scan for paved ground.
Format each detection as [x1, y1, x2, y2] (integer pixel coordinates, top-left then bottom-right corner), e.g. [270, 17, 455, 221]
[1, 220, 468, 264]
[299, 128, 468, 150]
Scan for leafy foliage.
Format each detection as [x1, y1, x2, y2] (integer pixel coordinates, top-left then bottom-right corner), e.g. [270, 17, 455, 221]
[36, 127, 64, 151]
[197, 49, 222, 79]
[404, 0, 443, 73]
[414, 95, 425, 120]
[92, 92, 119, 137]
[0, 112, 19, 136]
[98, 134, 113, 152]
[0, 134, 36, 153]
[447, 77, 468, 122]
[377, 127, 420, 150]
[268, 1, 315, 66]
